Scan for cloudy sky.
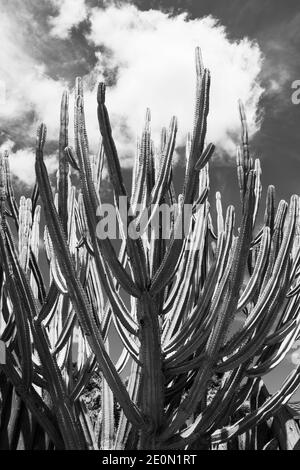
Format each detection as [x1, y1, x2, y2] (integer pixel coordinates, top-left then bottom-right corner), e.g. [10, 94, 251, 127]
[1, 0, 300, 395]
[1, 0, 299, 188]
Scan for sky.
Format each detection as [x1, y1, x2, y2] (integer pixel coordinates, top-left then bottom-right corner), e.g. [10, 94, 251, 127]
[1, 0, 300, 398]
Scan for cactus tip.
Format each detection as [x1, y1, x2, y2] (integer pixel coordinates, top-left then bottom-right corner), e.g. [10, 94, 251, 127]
[37, 124, 47, 152]
[98, 83, 106, 105]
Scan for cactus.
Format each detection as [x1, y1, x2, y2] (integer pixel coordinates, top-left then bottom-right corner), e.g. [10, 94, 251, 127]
[0, 47, 300, 450]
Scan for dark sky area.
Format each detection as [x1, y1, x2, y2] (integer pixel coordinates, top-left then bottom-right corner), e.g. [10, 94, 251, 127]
[1, 0, 300, 397]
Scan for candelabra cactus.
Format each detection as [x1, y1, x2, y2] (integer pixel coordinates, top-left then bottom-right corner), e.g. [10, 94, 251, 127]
[0, 47, 300, 450]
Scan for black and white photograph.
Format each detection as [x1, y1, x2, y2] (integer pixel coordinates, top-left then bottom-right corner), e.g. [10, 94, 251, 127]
[0, 0, 300, 454]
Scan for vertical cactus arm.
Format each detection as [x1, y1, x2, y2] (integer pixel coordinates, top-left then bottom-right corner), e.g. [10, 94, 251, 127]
[184, 54, 210, 204]
[0, 350, 64, 449]
[0, 305, 15, 344]
[28, 251, 47, 304]
[113, 314, 140, 363]
[0, 235, 83, 450]
[210, 367, 300, 445]
[34, 323, 87, 450]
[264, 185, 276, 234]
[204, 372, 257, 435]
[149, 195, 187, 295]
[159, 173, 256, 441]
[108, 294, 139, 336]
[163, 232, 225, 353]
[75, 104, 144, 297]
[237, 226, 270, 311]
[161, 203, 208, 345]
[65, 146, 80, 172]
[50, 260, 68, 295]
[29, 205, 41, 298]
[161, 251, 189, 316]
[149, 116, 177, 208]
[217, 205, 235, 280]
[38, 282, 59, 323]
[52, 308, 77, 355]
[238, 100, 250, 177]
[87, 140, 99, 186]
[97, 83, 149, 289]
[58, 91, 69, 235]
[73, 98, 142, 297]
[194, 143, 215, 172]
[264, 316, 297, 346]
[222, 265, 285, 358]
[114, 361, 141, 450]
[215, 192, 224, 235]
[3, 152, 19, 228]
[206, 172, 256, 358]
[167, 170, 177, 220]
[30, 182, 39, 215]
[0, 237, 33, 390]
[35, 124, 145, 429]
[44, 227, 68, 295]
[131, 111, 151, 211]
[263, 196, 298, 294]
[138, 292, 165, 448]
[149, 138, 156, 194]
[208, 212, 218, 240]
[246, 310, 300, 377]
[131, 136, 141, 205]
[67, 184, 76, 246]
[236, 146, 245, 203]
[100, 341, 115, 450]
[253, 158, 262, 226]
[76, 398, 98, 450]
[0, 225, 35, 392]
[96, 82, 128, 197]
[18, 197, 32, 272]
[165, 296, 227, 367]
[287, 276, 300, 298]
[87, 257, 105, 318]
[90, 238, 138, 336]
[114, 348, 130, 375]
[178, 366, 246, 441]
[164, 320, 209, 368]
[101, 263, 138, 335]
[0, 381, 25, 450]
[287, 252, 300, 298]
[0, 153, 7, 229]
[261, 200, 288, 291]
[162, 280, 194, 349]
[193, 188, 209, 213]
[80, 156, 140, 297]
[217, 259, 292, 372]
[184, 131, 192, 179]
[76, 175, 139, 308]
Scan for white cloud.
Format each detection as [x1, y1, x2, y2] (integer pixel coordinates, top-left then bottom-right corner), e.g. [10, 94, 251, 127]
[0, 11, 66, 142]
[86, 4, 264, 160]
[49, 0, 89, 39]
[0, 140, 58, 187]
[0, 2, 265, 185]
